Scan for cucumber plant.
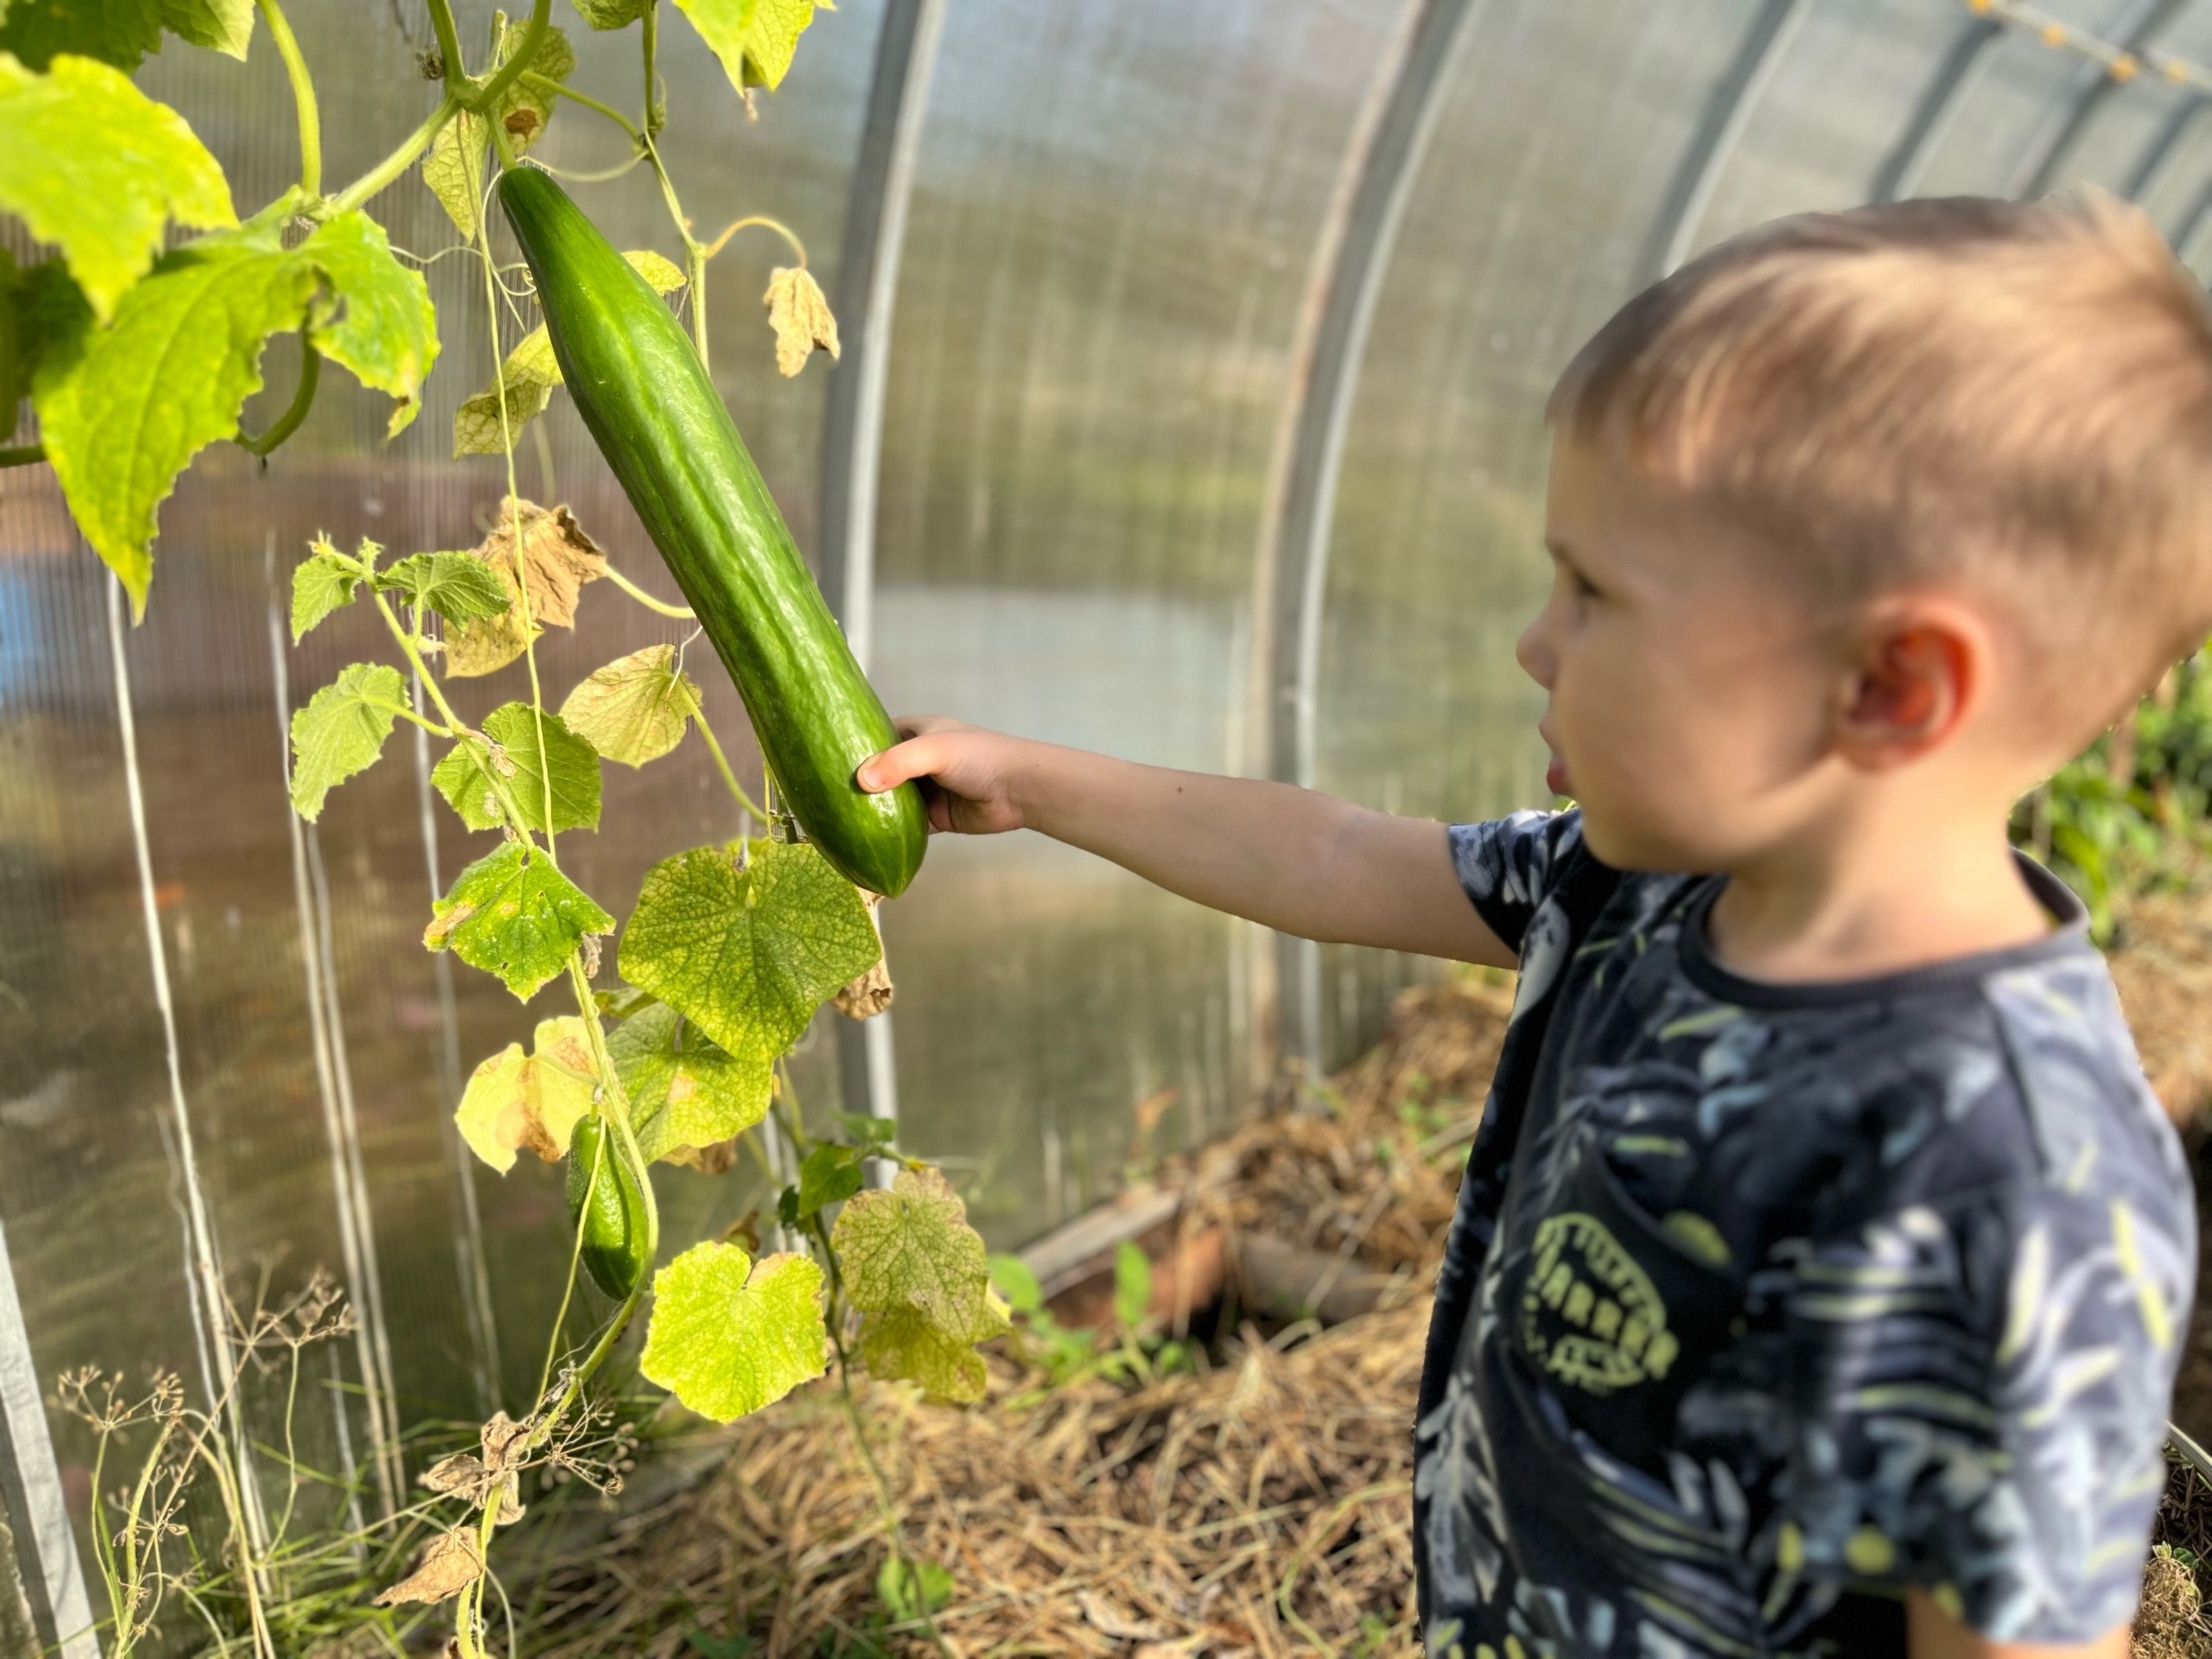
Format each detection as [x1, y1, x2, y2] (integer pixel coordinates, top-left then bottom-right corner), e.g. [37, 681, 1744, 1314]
[3, 6, 1001, 1655]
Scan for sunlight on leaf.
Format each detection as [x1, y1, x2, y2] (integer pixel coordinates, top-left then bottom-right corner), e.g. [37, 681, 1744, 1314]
[640, 1243, 825, 1421]
[560, 644, 700, 767]
[424, 842, 613, 999]
[289, 662, 407, 822]
[619, 838, 879, 1063]
[0, 51, 234, 320]
[300, 211, 440, 437]
[572, 0, 650, 25]
[372, 1527, 483, 1607]
[432, 702, 601, 835]
[673, 0, 823, 93]
[377, 550, 512, 626]
[290, 537, 366, 643]
[423, 109, 487, 238]
[454, 1017, 600, 1173]
[832, 1167, 1008, 1402]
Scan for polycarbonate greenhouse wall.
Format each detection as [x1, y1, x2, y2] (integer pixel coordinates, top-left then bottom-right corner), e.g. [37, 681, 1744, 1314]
[6, 0, 2211, 1648]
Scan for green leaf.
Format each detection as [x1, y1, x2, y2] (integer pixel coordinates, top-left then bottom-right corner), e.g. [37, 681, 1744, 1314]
[0, 1, 251, 67]
[572, 0, 647, 26]
[300, 212, 439, 438]
[290, 538, 365, 643]
[422, 109, 487, 238]
[875, 1557, 954, 1623]
[619, 839, 879, 1063]
[1113, 1239, 1153, 1332]
[559, 645, 700, 766]
[834, 1111, 899, 1150]
[289, 663, 407, 821]
[377, 551, 512, 626]
[430, 704, 600, 835]
[453, 1016, 600, 1173]
[424, 842, 614, 1000]
[0, 51, 234, 321]
[673, 0, 822, 92]
[639, 1243, 826, 1421]
[429, 735, 506, 833]
[33, 226, 315, 612]
[608, 1002, 772, 1164]
[489, 10, 575, 156]
[987, 1253, 1042, 1319]
[794, 1141, 861, 1220]
[453, 254, 680, 456]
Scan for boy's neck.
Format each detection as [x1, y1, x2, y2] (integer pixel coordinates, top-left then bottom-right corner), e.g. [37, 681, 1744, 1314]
[1703, 807, 2054, 986]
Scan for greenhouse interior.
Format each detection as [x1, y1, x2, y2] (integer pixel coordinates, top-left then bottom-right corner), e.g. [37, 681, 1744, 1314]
[10, 0, 2212, 1654]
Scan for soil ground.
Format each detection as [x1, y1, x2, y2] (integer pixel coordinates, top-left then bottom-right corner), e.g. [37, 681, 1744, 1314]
[524, 898, 2212, 1658]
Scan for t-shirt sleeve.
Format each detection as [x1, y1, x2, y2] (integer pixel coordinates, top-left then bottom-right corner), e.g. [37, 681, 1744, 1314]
[1771, 1183, 2189, 1643]
[1445, 808, 1584, 957]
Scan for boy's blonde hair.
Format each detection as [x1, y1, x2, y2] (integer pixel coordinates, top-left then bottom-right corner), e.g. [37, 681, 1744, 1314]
[1549, 193, 2212, 739]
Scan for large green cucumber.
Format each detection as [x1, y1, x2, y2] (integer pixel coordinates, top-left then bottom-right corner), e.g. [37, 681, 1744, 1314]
[498, 167, 926, 898]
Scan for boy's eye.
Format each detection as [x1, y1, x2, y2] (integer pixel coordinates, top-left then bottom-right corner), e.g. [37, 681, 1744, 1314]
[1570, 569, 1600, 600]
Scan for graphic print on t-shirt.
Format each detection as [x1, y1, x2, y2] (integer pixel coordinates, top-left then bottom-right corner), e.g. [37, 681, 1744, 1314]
[1411, 810, 2196, 1659]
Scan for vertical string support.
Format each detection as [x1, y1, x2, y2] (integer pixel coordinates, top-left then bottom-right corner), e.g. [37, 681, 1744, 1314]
[105, 575, 270, 1564]
[819, 0, 948, 1185]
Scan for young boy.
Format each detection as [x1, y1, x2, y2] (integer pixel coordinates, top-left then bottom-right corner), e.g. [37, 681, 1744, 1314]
[857, 194, 2203, 1657]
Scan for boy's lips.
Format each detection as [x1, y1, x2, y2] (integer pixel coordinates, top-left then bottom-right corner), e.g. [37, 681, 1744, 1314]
[1546, 753, 1570, 795]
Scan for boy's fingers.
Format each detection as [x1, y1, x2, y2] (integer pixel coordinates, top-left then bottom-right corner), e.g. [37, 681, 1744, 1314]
[857, 734, 945, 793]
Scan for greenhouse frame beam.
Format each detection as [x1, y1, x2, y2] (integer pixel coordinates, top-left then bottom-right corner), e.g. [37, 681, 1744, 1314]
[1254, 0, 1480, 1074]
[1642, 0, 1817, 280]
[1872, 10, 2008, 203]
[819, 0, 946, 1160]
[2013, 0, 2183, 198]
[2123, 88, 2209, 204]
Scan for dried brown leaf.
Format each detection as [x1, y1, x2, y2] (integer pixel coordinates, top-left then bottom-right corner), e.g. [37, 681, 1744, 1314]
[763, 267, 838, 378]
[443, 499, 607, 677]
[833, 892, 892, 1019]
[1080, 1589, 1173, 1643]
[374, 1527, 484, 1606]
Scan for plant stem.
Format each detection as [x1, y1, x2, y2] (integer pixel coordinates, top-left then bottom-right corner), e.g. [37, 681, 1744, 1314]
[602, 562, 694, 618]
[525, 71, 643, 143]
[701, 214, 809, 266]
[426, 0, 467, 89]
[469, 0, 552, 114]
[236, 346, 321, 456]
[256, 0, 321, 198]
[641, 0, 662, 136]
[327, 91, 461, 216]
[690, 703, 769, 823]
[0, 443, 43, 468]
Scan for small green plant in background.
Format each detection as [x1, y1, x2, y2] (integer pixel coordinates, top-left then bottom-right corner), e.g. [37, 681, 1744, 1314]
[2013, 650, 2212, 940]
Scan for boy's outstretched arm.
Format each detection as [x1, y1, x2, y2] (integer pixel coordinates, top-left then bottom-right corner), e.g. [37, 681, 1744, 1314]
[1905, 1591, 2126, 1659]
[858, 715, 1516, 969]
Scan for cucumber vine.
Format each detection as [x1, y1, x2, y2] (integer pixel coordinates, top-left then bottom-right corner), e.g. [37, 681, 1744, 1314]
[3, 5, 995, 1655]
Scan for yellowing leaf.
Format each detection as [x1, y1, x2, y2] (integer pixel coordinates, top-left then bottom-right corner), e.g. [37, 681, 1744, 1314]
[833, 890, 891, 1019]
[425, 842, 613, 1000]
[372, 1527, 483, 1607]
[763, 266, 837, 378]
[673, 0, 823, 92]
[289, 662, 407, 821]
[608, 1002, 772, 1164]
[489, 10, 575, 156]
[623, 248, 689, 297]
[618, 838, 880, 1063]
[831, 1166, 1005, 1344]
[639, 1243, 825, 1421]
[0, 51, 235, 321]
[299, 211, 440, 438]
[423, 109, 487, 238]
[559, 645, 700, 766]
[571, 0, 649, 27]
[857, 1306, 989, 1404]
[433, 703, 601, 835]
[453, 1017, 600, 1173]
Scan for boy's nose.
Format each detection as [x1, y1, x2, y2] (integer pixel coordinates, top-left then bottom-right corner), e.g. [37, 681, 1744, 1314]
[1516, 616, 1554, 690]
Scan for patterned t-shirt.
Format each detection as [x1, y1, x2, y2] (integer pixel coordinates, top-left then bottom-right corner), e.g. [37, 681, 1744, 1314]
[1414, 809, 2196, 1657]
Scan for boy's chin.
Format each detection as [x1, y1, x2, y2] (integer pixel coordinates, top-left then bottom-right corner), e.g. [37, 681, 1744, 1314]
[1575, 808, 1710, 875]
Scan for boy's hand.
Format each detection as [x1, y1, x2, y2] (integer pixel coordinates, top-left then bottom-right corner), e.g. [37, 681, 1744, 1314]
[856, 716, 1028, 835]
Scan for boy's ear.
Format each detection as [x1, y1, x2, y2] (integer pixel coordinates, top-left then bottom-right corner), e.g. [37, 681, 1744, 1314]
[1833, 600, 1989, 771]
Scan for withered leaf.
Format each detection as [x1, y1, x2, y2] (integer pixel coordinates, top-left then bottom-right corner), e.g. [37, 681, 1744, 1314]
[833, 893, 892, 1020]
[763, 267, 838, 378]
[442, 499, 607, 678]
[374, 1527, 484, 1605]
